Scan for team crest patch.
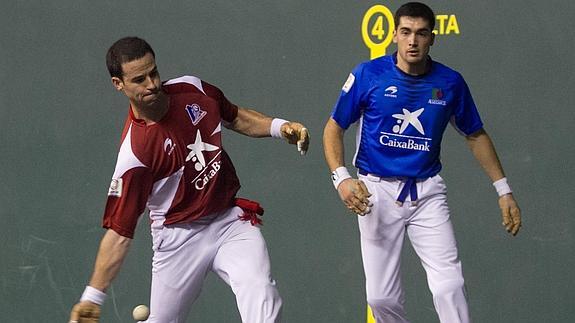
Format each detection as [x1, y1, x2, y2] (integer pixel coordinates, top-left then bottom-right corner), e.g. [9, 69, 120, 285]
[432, 88, 443, 99]
[428, 88, 447, 106]
[185, 104, 207, 125]
[108, 178, 123, 197]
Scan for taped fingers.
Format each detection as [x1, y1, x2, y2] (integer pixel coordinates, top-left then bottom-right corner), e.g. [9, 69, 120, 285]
[70, 302, 100, 323]
[501, 205, 521, 236]
[297, 127, 309, 155]
[357, 180, 372, 198]
[282, 122, 310, 155]
[501, 206, 511, 226]
[346, 196, 370, 216]
[356, 181, 372, 208]
[498, 194, 521, 236]
[510, 207, 522, 235]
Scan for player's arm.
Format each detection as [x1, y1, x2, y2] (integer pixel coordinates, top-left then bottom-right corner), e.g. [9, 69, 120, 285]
[69, 229, 132, 322]
[88, 229, 132, 291]
[465, 128, 521, 235]
[323, 117, 371, 216]
[225, 107, 310, 155]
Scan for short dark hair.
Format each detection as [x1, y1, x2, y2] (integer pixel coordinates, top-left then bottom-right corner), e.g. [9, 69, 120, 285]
[106, 37, 155, 79]
[394, 2, 435, 31]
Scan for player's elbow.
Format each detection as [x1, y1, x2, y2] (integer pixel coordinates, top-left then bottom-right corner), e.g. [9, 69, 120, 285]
[104, 229, 133, 249]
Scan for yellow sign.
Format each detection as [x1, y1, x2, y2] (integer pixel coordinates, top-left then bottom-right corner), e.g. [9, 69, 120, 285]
[361, 5, 395, 60]
[434, 15, 460, 35]
[362, 4, 461, 60]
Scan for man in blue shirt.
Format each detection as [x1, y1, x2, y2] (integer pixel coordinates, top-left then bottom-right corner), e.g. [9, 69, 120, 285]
[323, 2, 521, 322]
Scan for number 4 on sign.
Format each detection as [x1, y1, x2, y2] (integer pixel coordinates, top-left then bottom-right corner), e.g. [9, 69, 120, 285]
[361, 5, 395, 60]
[371, 15, 385, 40]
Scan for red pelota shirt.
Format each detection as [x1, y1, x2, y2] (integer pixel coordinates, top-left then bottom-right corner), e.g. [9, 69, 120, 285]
[102, 76, 241, 238]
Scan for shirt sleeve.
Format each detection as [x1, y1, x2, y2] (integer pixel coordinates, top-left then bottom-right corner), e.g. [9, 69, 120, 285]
[331, 63, 367, 129]
[202, 81, 239, 123]
[102, 166, 154, 239]
[451, 74, 484, 136]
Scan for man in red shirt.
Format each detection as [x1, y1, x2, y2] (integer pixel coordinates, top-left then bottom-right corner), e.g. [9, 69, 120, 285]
[69, 37, 309, 323]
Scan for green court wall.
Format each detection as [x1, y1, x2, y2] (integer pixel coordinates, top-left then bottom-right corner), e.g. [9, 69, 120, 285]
[1, 1, 573, 322]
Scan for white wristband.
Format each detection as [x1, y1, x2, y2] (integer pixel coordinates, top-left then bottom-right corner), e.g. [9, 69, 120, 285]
[331, 166, 352, 190]
[270, 118, 289, 139]
[80, 286, 107, 305]
[493, 177, 512, 197]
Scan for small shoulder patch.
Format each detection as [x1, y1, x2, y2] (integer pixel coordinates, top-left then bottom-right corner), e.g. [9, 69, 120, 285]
[108, 178, 123, 197]
[342, 73, 355, 93]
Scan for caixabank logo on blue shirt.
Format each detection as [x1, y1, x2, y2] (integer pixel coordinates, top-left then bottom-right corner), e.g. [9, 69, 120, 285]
[379, 107, 431, 152]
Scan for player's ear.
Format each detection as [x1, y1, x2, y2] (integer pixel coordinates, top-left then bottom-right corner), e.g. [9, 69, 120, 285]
[111, 77, 124, 91]
[430, 32, 435, 46]
[392, 29, 398, 43]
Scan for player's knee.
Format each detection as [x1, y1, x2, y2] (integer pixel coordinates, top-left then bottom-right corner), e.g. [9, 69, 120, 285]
[259, 281, 281, 302]
[235, 278, 281, 300]
[235, 279, 283, 321]
[257, 280, 281, 301]
[431, 278, 466, 301]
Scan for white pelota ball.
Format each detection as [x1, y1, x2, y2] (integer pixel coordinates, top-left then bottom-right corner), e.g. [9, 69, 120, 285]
[132, 304, 150, 321]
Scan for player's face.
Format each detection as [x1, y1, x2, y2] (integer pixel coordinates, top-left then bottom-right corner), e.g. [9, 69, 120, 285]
[112, 52, 162, 108]
[393, 16, 435, 73]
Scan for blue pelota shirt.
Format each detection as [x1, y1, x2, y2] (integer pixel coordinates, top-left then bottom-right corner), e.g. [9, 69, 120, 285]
[331, 54, 484, 179]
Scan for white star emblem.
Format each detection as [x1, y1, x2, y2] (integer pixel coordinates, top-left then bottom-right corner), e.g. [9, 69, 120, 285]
[186, 130, 219, 168]
[392, 108, 425, 135]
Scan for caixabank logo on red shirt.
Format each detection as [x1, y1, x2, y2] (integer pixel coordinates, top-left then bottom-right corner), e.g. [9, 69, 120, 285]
[185, 129, 222, 190]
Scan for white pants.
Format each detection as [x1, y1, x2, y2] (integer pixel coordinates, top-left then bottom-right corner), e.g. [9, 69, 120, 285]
[358, 173, 470, 323]
[146, 206, 282, 323]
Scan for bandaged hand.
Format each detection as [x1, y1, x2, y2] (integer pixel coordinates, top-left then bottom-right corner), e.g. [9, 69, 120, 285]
[498, 194, 521, 236]
[69, 301, 101, 323]
[337, 178, 372, 216]
[280, 122, 310, 155]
